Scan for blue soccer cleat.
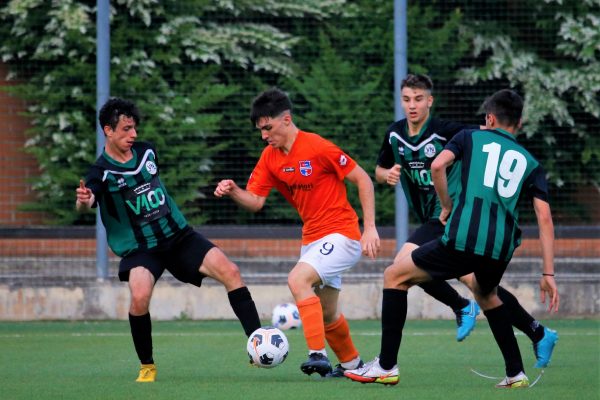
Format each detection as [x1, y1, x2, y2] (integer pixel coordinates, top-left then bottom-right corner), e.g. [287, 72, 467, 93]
[533, 327, 558, 368]
[456, 300, 480, 341]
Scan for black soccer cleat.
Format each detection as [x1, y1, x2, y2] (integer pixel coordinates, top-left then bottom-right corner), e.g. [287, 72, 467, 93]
[300, 353, 332, 377]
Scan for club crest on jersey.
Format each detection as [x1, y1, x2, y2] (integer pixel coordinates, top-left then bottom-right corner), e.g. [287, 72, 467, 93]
[145, 160, 158, 175]
[424, 143, 436, 158]
[299, 160, 313, 177]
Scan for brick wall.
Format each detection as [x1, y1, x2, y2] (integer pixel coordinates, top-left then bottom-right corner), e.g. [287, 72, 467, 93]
[0, 237, 598, 258]
[0, 63, 44, 225]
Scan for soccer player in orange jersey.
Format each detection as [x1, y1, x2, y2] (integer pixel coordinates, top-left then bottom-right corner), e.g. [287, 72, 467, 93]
[215, 87, 380, 377]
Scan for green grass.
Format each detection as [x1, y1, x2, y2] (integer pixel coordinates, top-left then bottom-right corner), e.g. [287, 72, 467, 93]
[0, 319, 598, 400]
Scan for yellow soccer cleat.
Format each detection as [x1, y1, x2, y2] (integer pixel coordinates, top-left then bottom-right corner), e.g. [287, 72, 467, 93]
[136, 363, 157, 382]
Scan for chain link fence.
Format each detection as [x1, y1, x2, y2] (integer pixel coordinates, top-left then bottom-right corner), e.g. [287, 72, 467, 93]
[0, 0, 597, 284]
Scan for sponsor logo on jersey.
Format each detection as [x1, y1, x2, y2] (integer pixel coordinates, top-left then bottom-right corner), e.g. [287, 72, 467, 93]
[145, 160, 157, 175]
[286, 183, 314, 195]
[133, 182, 151, 195]
[117, 177, 127, 188]
[299, 160, 313, 177]
[408, 161, 425, 169]
[283, 167, 295, 173]
[424, 143, 436, 158]
[339, 154, 347, 166]
[398, 146, 405, 156]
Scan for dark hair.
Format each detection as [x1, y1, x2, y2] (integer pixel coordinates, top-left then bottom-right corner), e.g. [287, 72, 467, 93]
[250, 87, 293, 126]
[401, 74, 433, 92]
[99, 98, 140, 130]
[480, 89, 523, 128]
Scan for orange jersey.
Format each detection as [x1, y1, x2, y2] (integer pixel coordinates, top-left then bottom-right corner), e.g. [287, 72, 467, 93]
[247, 131, 361, 244]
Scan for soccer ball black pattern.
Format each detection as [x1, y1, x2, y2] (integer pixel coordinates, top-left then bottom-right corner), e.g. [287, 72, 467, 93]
[247, 327, 289, 368]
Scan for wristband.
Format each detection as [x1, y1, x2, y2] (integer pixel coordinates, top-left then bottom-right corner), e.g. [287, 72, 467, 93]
[542, 273, 555, 277]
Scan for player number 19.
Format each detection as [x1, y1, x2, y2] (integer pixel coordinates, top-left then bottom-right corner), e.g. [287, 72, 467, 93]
[482, 142, 527, 198]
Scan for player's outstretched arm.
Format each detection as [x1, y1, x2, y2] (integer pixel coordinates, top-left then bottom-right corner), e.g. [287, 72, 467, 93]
[75, 179, 95, 212]
[346, 165, 380, 259]
[214, 179, 266, 213]
[533, 197, 559, 312]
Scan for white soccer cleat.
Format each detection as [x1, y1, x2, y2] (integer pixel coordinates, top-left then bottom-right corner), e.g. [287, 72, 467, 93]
[495, 371, 529, 388]
[343, 357, 399, 385]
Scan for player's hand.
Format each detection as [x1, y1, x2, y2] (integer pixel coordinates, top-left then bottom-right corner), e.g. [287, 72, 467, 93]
[438, 205, 452, 226]
[386, 164, 401, 186]
[540, 275, 559, 312]
[214, 179, 237, 198]
[75, 179, 94, 209]
[360, 226, 380, 260]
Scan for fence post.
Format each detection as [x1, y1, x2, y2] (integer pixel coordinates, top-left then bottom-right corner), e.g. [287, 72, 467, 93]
[95, 0, 110, 280]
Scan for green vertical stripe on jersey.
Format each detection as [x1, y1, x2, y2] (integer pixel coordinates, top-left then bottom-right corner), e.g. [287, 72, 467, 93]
[442, 129, 540, 261]
[87, 143, 188, 257]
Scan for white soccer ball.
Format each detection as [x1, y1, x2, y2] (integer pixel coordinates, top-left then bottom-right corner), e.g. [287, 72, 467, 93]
[271, 303, 302, 330]
[247, 326, 289, 368]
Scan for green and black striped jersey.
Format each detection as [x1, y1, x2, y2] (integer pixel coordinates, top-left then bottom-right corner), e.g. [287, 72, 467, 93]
[85, 141, 188, 257]
[377, 117, 477, 223]
[442, 128, 549, 261]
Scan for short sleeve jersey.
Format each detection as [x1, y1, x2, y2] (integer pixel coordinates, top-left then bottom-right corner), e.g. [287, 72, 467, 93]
[84, 141, 188, 257]
[442, 128, 549, 261]
[246, 131, 361, 245]
[377, 117, 477, 223]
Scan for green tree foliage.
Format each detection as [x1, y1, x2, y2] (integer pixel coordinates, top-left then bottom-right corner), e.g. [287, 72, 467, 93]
[0, 0, 347, 224]
[283, 0, 469, 225]
[455, 0, 600, 222]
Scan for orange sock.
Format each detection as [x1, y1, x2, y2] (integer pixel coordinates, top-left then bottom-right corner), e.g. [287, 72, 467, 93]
[325, 314, 359, 363]
[296, 296, 326, 351]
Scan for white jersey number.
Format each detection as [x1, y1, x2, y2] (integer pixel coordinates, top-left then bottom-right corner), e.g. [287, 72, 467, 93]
[482, 142, 527, 198]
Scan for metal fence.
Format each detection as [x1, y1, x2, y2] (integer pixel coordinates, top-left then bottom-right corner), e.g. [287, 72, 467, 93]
[0, 0, 597, 284]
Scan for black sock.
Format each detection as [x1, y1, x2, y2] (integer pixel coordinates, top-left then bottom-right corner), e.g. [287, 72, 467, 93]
[378, 289, 408, 370]
[419, 280, 469, 311]
[129, 313, 153, 364]
[228, 287, 261, 337]
[497, 286, 545, 343]
[483, 304, 524, 377]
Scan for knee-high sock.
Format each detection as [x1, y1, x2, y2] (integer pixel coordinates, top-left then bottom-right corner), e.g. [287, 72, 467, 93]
[228, 286, 262, 337]
[497, 286, 544, 343]
[129, 313, 153, 364]
[325, 314, 359, 363]
[418, 280, 469, 311]
[484, 304, 524, 377]
[378, 289, 408, 370]
[297, 296, 326, 352]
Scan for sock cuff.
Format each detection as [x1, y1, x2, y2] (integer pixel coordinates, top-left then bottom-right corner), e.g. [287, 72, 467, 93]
[324, 314, 346, 332]
[297, 296, 320, 308]
[227, 286, 251, 302]
[129, 312, 150, 320]
[383, 288, 408, 299]
[482, 304, 505, 318]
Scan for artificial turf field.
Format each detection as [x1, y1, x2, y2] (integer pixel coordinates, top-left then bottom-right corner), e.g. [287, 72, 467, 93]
[1, 319, 597, 400]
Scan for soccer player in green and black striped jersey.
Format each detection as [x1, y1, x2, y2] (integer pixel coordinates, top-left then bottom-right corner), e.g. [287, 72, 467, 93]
[346, 89, 559, 388]
[376, 75, 558, 360]
[76, 98, 261, 383]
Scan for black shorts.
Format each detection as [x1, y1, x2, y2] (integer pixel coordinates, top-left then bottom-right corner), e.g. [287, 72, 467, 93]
[118, 227, 215, 287]
[406, 220, 445, 246]
[411, 239, 508, 295]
